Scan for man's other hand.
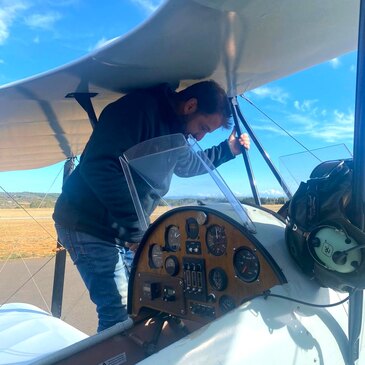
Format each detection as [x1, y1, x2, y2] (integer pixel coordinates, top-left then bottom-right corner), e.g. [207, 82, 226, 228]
[228, 128, 250, 155]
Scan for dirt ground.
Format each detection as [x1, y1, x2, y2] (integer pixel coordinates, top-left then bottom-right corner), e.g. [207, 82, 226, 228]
[0, 208, 58, 259]
[0, 205, 282, 259]
[0, 207, 173, 259]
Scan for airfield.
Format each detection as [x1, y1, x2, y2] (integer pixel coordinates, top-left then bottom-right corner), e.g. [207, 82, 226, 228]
[0, 205, 282, 335]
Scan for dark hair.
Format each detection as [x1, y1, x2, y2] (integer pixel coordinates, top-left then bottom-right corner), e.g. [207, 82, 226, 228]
[178, 80, 232, 128]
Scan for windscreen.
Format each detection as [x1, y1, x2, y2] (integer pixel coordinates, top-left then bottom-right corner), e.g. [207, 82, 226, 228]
[121, 133, 255, 233]
[279, 143, 352, 194]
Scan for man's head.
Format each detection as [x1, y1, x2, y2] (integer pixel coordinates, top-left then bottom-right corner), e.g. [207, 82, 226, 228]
[175, 80, 232, 141]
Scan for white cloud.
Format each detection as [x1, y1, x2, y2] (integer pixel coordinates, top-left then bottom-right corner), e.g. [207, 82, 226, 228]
[329, 57, 341, 69]
[294, 99, 318, 112]
[289, 109, 354, 143]
[24, 12, 61, 29]
[92, 37, 108, 51]
[250, 86, 289, 104]
[131, 0, 164, 13]
[89, 36, 118, 51]
[0, 1, 29, 45]
[45, 0, 79, 6]
[251, 123, 288, 137]
[293, 99, 327, 119]
[252, 108, 354, 144]
[260, 189, 284, 197]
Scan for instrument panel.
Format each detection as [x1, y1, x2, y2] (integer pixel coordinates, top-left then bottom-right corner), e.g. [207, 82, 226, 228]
[129, 207, 285, 323]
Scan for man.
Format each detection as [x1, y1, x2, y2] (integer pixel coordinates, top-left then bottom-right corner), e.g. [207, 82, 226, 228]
[53, 80, 250, 332]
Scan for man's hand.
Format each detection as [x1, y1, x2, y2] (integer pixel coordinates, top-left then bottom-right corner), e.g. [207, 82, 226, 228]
[125, 242, 139, 252]
[228, 128, 250, 156]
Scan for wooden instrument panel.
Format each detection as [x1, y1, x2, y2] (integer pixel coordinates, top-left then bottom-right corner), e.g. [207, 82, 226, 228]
[129, 207, 285, 323]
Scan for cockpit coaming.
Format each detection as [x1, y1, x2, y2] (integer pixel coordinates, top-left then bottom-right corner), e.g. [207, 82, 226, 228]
[128, 206, 286, 323]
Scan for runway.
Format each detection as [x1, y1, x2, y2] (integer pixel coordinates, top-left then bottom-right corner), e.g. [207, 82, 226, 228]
[0, 255, 98, 335]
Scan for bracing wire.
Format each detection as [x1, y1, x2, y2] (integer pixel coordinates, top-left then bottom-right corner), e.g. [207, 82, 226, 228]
[0, 185, 59, 243]
[0, 242, 16, 274]
[37, 163, 64, 208]
[19, 256, 51, 312]
[0, 255, 55, 308]
[0, 183, 65, 312]
[240, 94, 322, 163]
[0, 160, 89, 318]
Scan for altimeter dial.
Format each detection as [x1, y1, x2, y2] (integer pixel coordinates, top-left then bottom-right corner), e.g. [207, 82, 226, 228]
[149, 244, 163, 269]
[165, 225, 181, 252]
[206, 224, 227, 256]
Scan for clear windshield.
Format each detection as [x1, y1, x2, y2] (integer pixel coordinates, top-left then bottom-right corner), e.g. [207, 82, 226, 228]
[120, 133, 256, 233]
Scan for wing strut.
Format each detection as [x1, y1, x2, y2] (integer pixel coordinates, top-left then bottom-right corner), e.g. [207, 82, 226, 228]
[51, 93, 98, 317]
[234, 100, 293, 200]
[66, 92, 99, 128]
[51, 156, 76, 318]
[348, 0, 365, 363]
[230, 97, 261, 206]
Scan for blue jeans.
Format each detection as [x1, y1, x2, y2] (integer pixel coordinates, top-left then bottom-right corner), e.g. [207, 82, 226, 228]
[55, 224, 134, 332]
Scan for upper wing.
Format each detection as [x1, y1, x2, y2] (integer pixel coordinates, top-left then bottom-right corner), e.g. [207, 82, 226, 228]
[0, 0, 359, 171]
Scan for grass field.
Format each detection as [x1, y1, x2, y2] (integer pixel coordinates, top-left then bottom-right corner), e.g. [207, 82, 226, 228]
[0, 205, 282, 259]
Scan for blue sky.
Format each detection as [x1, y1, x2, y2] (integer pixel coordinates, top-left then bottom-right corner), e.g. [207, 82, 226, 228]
[0, 0, 358, 198]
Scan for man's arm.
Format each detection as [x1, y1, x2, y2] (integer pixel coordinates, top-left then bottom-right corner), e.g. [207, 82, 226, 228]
[174, 130, 250, 177]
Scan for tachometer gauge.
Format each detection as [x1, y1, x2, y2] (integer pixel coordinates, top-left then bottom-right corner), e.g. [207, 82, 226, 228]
[233, 247, 260, 282]
[209, 267, 228, 291]
[149, 244, 163, 269]
[186, 217, 199, 239]
[206, 225, 227, 256]
[165, 225, 181, 252]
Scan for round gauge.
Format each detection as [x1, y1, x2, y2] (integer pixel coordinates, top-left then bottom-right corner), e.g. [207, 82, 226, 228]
[206, 225, 227, 256]
[149, 244, 163, 269]
[219, 295, 236, 314]
[165, 255, 179, 276]
[165, 225, 181, 252]
[186, 217, 199, 239]
[233, 247, 260, 282]
[196, 211, 208, 225]
[209, 267, 228, 291]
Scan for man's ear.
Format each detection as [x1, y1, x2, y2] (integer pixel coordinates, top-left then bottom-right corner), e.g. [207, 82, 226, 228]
[183, 98, 198, 115]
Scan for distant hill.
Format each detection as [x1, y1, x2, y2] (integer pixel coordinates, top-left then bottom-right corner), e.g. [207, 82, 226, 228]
[0, 192, 60, 209]
[0, 192, 286, 209]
